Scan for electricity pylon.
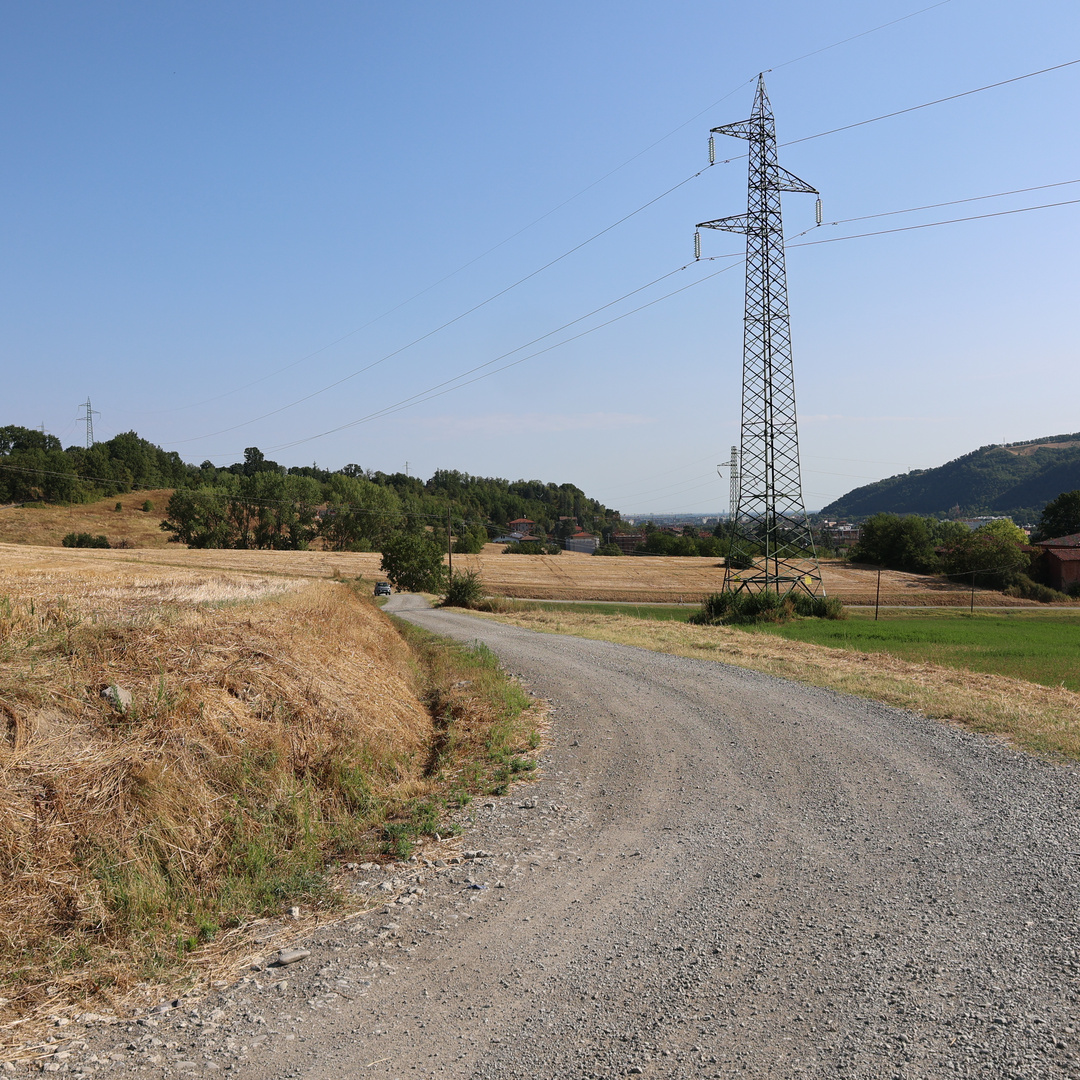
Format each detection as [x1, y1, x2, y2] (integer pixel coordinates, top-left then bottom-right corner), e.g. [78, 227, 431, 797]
[79, 398, 99, 448]
[697, 75, 823, 597]
[728, 445, 739, 521]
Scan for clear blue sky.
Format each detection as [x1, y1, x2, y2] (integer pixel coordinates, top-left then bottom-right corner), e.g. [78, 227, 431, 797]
[2, 1, 1078, 513]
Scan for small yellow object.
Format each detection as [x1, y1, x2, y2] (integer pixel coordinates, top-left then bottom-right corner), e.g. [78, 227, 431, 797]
[804, 576, 812, 585]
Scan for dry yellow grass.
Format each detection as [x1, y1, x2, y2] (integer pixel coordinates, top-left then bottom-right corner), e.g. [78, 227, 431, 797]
[1, 541, 1026, 606]
[0, 550, 434, 1036]
[0, 490, 177, 549]
[476, 609, 1080, 760]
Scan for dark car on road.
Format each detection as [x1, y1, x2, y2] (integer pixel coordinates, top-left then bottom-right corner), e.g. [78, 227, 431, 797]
[374, 581, 392, 596]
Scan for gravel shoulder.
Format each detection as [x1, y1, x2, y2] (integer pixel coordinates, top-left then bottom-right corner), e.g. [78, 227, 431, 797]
[34, 594, 1080, 1080]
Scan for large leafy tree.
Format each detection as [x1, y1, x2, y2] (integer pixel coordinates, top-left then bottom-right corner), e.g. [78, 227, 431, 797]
[319, 474, 403, 551]
[940, 525, 1029, 588]
[379, 532, 447, 593]
[1036, 490, 1080, 541]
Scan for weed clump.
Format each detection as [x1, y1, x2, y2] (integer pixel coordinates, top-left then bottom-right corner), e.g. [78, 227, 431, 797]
[62, 531, 110, 548]
[441, 569, 485, 609]
[689, 589, 846, 625]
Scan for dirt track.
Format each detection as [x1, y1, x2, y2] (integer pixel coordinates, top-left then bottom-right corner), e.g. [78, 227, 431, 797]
[51, 595, 1080, 1078]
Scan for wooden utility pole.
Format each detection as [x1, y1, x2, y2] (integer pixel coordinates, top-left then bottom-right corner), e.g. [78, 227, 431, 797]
[447, 508, 453, 578]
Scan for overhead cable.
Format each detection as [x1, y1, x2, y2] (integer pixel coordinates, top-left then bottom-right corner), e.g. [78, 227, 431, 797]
[171, 169, 715, 446]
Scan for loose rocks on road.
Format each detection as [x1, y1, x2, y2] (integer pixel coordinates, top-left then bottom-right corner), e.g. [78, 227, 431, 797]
[33, 594, 1080, 1079]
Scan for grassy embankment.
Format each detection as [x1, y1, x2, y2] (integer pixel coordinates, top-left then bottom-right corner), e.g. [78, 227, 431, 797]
[0, 561, 539, 1037]
[470, 602, 1080, 760]
[0, 490, 176, 548]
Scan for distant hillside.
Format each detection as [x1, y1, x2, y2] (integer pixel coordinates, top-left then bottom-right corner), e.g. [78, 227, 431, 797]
[820, 433, 1080, 522]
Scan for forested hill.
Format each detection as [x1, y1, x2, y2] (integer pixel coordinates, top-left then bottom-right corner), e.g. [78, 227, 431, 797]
[0, 425, 614, 542]
[820, 433, 1080, 522]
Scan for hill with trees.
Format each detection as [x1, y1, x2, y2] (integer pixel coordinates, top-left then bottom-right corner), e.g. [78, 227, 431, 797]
[0, 425, 615, 551]
[820, 433, 1080, 522]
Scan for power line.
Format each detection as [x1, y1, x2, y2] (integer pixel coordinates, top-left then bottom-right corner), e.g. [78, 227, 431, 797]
[697, 194, 1080, 262]
[203, 190, 1080, 463]
[769, 1, 953, 72]
[783, 58, 1080, 147]
[170, 168, 716, 447]
[788, 198, 1080, 249]
[262, 261, 746, 456]
[172, 60, 1080, 451]
[151, 1, 953, 417]
[796, 178, 1080, 235]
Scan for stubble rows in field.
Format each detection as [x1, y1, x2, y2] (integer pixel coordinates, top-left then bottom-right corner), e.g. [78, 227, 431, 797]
[4, 541, 1027, 606]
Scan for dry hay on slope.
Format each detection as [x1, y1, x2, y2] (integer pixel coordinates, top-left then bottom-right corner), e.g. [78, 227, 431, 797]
[0, 551, 432, 1032]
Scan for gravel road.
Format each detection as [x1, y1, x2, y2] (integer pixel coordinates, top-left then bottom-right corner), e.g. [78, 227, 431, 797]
[44, 595, 1080, 1080]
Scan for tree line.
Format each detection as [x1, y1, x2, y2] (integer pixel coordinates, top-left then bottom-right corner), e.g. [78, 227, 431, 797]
[849, 490, 1080, 599]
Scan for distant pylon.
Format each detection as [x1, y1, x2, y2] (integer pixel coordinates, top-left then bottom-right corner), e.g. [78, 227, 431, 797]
[728, 445, 739, 520]
[697, 75, 823, 597]
[79, 398, 100, 448]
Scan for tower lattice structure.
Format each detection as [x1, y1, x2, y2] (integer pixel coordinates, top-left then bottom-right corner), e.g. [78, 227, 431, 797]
[80, 398, 99, 449]
[697, 75, 823, 597]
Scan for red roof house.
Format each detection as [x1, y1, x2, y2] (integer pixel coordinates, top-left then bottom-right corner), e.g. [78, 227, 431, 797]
[1036, 533, 1080, 593]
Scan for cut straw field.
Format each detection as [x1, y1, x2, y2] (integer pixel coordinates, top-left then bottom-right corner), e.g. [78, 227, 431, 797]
[0, 547, 540, 1039]
[0, 541, 1030, 607]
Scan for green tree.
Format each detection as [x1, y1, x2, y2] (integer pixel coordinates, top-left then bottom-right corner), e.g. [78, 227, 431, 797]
[452, 523, 488, 554]
[592, 542, 622, 556]
[1037, 490, 1080, 540]
[320, 474, 403, 550]
[974, 519, 1027, 545]
[850, 513, 939, 573]
[940, 530, 1029, 588]
[160, 488, 234, 547]
[380, 532, 447, 592]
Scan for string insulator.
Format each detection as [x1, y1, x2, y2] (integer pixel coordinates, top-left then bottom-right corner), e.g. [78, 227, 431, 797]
[815, 197, 823, 225]
[694, 230, 701, 260]
[708, 135, 716, 164]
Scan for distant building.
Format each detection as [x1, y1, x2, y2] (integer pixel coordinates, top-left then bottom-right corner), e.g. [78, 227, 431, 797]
[564, 531, 599, 554]
[821, 523, 860, 548]
[957, 516, 1015, 530]
[611, 533, 643, 555]
[1036, 533, 1080, 593]
[507, 518, 535, 537]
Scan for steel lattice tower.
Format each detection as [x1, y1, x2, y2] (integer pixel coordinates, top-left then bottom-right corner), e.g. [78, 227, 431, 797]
[727, 445, 739, 521]
[79, 398, 99, 449]
[697, 75, 823, 597]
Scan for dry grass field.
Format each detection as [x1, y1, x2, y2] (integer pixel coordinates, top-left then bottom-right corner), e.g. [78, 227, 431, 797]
[0, 550, 429, 1029]
[0, 490, 176, 549]
[0, 543, 542, 1042]
[0, 492, 1034, 606]
[9, 540, 1027, 606]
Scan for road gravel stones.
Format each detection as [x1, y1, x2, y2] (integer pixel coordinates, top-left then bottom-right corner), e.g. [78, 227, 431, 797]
[15, 595, 1080, 1078]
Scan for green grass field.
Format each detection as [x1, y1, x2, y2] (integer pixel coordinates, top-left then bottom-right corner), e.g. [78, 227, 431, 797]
[508, 600, 1080, 691]
[748, 610, 1080, 691]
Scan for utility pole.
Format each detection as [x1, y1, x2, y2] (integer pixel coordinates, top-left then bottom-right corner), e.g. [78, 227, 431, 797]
[79, 398, 100, 449]
[696, 75, 823, 597]
[447, 507, 453, 578]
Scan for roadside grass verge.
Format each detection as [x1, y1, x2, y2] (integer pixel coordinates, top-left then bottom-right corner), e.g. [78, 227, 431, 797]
[391, 620, 542, 812]
[475, 597, 696, 621]
[472, 608, 1080, 762]
[0, 567, 541, 1036]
